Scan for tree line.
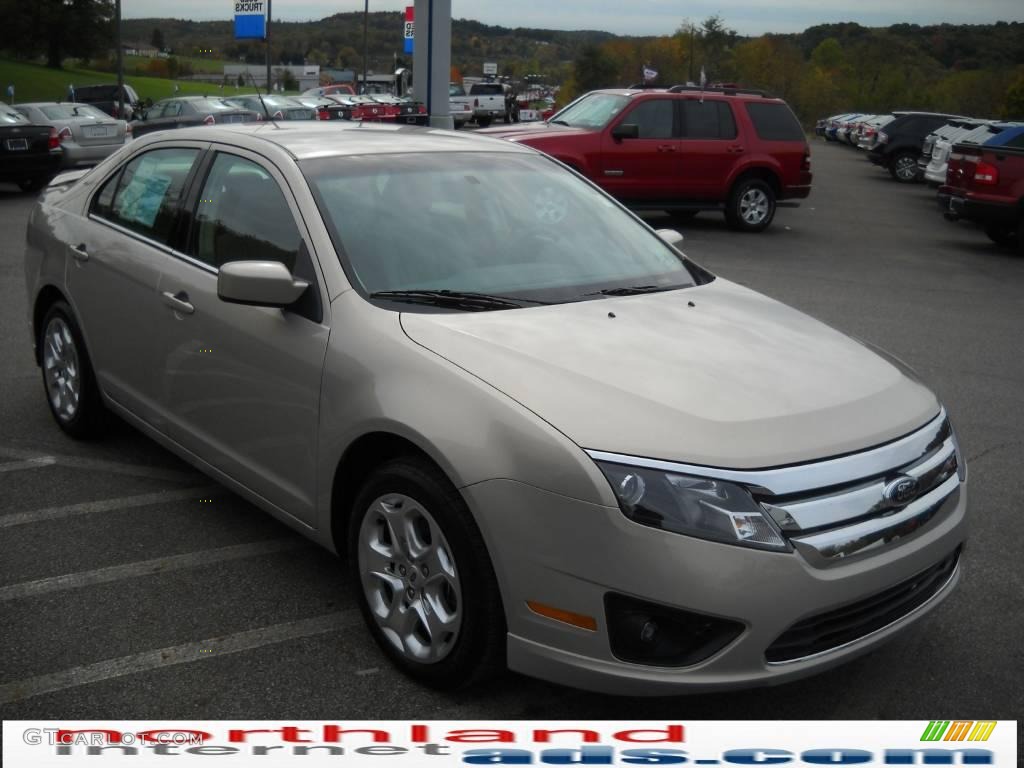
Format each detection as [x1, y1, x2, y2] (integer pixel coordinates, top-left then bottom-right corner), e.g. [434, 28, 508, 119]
[567, 18, 1024, 123]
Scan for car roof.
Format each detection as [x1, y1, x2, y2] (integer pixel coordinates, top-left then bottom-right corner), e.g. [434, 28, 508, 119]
[589, 88, 785, 103]
[137, 121, 536, 160]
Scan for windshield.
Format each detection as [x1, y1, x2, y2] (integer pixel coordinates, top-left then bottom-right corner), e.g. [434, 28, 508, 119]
[550, 93, 629, 129]
[193, 99, 245, 113]
[302, 152, 704, 309]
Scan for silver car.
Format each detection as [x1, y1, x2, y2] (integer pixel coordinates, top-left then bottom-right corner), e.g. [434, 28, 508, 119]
[23, 123, 968, 694]
[13, 102, 129, 168]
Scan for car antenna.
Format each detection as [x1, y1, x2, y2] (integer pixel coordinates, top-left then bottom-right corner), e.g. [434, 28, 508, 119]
[248, 71, 279, 128]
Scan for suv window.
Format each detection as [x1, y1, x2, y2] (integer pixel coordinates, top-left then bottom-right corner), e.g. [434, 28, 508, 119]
[192, 153, 301, 271]
[745, 102, 804, 141]
[470, 84, 504, 95]
[623, 99, 674, 139]
[93, 148, 200, 244]
[681, 100, 737, 139]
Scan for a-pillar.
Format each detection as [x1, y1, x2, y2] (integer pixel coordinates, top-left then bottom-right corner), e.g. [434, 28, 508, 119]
[413, 0, 453, 129]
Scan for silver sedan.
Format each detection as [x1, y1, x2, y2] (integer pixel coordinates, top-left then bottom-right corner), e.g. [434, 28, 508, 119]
[23, 123, 966, 694]
[13, 102, 129, 168]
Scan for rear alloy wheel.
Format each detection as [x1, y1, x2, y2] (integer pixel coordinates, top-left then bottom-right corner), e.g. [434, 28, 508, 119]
[726, 178, 776, 232]
[890, 152, 919, 183]
[39, 301, 107, 438]
[984, 222, 1018, 248]
[349, 457, 505, 689]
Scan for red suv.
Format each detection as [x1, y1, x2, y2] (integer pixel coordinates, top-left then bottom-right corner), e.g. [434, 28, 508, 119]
[481, 87, 812, 232]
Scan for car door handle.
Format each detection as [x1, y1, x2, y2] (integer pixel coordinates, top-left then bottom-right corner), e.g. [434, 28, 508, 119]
[161, 291, 195, 315]
[70, 243, 89, 262]
[657, 144, 678, 153]
[727, 145, 745, 154]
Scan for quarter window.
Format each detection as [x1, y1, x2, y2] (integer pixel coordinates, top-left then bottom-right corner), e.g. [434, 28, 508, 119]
[191, 153, 301, 271]
[93, 147, 200, 245]
[622, 99, 674, 139]
[744, 102, 805, 141]
[681, 100, 737, 139]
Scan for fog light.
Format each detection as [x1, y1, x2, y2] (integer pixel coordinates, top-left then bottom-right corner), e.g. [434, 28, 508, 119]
[605, 593, 744, 667]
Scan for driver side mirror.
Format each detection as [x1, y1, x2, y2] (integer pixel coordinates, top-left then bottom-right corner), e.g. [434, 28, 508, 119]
[656, 229, 685, 250]
[218, 261, 309, 308]
[611, 123, 640, 141]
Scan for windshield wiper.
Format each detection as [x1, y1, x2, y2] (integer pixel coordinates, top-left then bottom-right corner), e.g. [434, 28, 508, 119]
[585, 285, 670, 297]
[549, 119, 570, 126]
[369, 289, 547, 311]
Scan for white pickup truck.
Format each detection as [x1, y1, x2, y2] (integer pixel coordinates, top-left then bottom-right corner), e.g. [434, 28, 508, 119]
[468, 82, 513, 128]
[449, 83, 473, 127]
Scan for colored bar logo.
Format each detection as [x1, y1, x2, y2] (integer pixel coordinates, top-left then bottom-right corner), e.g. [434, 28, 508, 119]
[921, 721, 997, 742]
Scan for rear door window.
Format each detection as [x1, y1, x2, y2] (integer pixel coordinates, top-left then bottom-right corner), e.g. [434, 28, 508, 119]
[681, 100, 737, 139]
[744, 102, 804, 141]
[93, 148, 200, 245]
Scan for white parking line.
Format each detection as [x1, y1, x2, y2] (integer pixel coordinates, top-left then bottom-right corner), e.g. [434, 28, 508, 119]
[0, 611, 362, 705]
[0, 456, 57, 473]
[0, 445, 201, 483]
[0, 487, 220, 529]
[0, 539, 310, 602]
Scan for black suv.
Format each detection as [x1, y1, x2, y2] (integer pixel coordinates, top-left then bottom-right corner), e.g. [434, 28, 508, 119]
[867, 111, 961, 183]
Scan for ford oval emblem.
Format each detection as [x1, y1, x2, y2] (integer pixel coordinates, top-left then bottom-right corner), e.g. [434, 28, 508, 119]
[883, 475, 920, 507]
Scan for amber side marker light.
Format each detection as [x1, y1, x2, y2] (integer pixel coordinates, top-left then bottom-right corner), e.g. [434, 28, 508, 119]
[527, 601, 598, 631]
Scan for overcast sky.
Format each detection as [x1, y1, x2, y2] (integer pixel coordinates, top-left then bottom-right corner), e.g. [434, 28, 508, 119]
[124, 1, 1024, 36]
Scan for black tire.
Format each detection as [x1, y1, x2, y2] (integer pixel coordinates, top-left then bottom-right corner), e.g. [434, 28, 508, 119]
[38, 300, 108, 439]
[18, 177, 46, 193]
[725, 178, 776, 233]
[984, 222, 1017, 248]
[476, 117, 492, 129]
[889, 152, 919, 183]
[347, 456, 506, 690]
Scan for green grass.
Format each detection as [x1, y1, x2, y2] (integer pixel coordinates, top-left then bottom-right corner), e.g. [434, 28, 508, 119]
[124, 54, 233, 75]
[0, 58, 291, 104]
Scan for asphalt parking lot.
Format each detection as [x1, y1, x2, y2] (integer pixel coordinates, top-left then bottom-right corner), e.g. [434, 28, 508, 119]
[1, 140, 1021, 720]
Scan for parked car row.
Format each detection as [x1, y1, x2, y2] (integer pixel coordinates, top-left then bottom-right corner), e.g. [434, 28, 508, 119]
[819, 109, 1024, 252]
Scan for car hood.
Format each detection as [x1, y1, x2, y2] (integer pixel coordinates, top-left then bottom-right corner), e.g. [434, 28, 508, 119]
[477, 122, 594, 142]
[400, 279, 939, 469]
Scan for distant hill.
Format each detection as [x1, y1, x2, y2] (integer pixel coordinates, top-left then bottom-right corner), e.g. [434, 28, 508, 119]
[121, 12, 618, 82]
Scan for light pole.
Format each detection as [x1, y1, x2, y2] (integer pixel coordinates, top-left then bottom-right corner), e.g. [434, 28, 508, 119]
[266, 0, 273, 91]
[362, 0, 369, 94]
[115, 0, 123, 117]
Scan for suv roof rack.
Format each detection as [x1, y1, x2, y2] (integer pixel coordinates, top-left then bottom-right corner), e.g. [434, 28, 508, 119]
[666, 85, 771, 98]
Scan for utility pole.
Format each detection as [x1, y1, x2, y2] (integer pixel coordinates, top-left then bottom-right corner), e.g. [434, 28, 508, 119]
[266, 0, 272, 91]
[688, 27, 695, 83]
[115, 0, 123, 117]
[362, 0, 369, 94]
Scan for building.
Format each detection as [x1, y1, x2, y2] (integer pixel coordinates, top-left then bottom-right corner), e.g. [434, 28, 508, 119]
[223, 64, 321, 92]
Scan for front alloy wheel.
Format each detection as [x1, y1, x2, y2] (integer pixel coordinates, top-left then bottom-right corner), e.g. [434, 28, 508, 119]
[348, 457, 505, 689]
[358, 493, 462, 663]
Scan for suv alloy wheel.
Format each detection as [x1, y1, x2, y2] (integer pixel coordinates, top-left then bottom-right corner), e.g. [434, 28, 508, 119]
[726, 178, 776, 232]
[890, 152, 919, 183]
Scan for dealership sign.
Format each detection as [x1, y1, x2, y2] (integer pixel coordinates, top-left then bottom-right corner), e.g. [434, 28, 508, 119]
[233, 0, 266, 40]
[403, 6, 414, 55]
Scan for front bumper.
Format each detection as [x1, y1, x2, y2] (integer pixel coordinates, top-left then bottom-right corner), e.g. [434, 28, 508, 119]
[464, 434, 967, 695]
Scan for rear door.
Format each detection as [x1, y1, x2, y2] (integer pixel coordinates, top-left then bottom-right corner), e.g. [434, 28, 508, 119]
[154, 149, 330, 523]
[69, 144, 205, 427]
[676, 98, 741, 200]
[599, 97, 679, 202]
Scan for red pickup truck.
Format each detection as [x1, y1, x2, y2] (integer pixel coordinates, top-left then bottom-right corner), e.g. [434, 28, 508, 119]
[480, 87, 812, 232]
[939, 126, 1024, 251]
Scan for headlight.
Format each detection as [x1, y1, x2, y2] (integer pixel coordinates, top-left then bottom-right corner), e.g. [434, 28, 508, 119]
[596, 461, 788, 551]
